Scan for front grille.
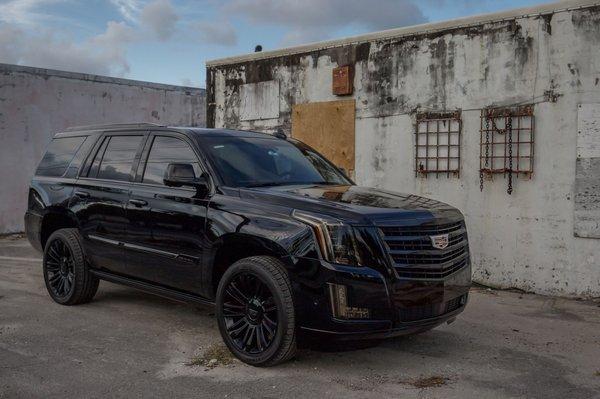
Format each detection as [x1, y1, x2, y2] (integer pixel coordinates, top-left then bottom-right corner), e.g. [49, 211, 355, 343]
[398, 294, 467, 322]
[379, 220, 469, 279]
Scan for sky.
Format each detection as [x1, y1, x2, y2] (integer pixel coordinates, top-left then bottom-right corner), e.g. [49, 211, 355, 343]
[0, 0, 551, 88]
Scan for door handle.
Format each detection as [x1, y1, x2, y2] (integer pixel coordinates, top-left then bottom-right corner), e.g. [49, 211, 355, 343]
[74, 190, 90, 198]
[129, 199, 148, 207]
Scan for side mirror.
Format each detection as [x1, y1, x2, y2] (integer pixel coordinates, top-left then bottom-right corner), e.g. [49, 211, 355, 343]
[164, 163, 210, 197]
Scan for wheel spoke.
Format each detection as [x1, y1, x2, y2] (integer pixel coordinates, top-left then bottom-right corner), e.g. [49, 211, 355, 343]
[242, 325, 252, 348]
[264, 314, 277, 327]
[57, 278, 64, 295]
[223, 309, 245, 317]
[256, 325, 265, 351]
[47, 247, 60, 263]
[261, 319, 274, 337]
[45, 259, 60, 269]
[254, 281, 263, 298]
[225, 288, 246, 306]
[258, 325, 269, 348]
[64, 277, 71, 295]
[264, 305, 277, 313]
[227, 318, 248, 335]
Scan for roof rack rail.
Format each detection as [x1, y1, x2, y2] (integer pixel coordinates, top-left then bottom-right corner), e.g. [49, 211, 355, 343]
[64, 123, 165, 132]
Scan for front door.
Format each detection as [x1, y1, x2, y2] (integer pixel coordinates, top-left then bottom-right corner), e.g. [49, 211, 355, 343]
[72, 132, 146, 274]
[126, 133, 210, 295]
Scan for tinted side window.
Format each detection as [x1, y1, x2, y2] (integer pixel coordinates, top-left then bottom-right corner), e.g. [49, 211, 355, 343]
[64, 135, 97, 178]
[87, 137, 109, 178]
[142, 136, 201, 185]
[95, 136, 143, 182]
[36, 136, 87, 177]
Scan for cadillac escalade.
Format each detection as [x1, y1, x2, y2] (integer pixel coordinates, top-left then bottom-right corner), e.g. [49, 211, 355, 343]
[25, 123, 471, 366]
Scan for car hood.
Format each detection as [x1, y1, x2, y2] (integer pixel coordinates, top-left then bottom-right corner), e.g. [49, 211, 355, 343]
[239, 184, 463, 226]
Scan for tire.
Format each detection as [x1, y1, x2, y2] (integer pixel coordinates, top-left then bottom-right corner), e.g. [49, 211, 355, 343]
[43, 228, 99, 305]
[216, 256, 297, 367]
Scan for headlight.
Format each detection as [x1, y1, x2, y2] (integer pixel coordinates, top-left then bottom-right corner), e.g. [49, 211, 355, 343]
[292, 210, 363, 266]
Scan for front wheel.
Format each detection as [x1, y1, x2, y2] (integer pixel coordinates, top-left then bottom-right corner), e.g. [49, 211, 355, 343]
[216, 256, 297, 366]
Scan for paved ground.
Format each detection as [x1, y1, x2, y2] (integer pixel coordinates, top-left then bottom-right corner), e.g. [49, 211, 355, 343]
[0, 235, 599, 399]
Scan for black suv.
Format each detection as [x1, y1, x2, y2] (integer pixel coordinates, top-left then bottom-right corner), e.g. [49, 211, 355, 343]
[25, 123, 471, 366]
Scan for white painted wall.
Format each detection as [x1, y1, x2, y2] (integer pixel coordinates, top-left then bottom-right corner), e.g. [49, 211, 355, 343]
[209, 4, 600, 297]
[0, 64, 205, 234]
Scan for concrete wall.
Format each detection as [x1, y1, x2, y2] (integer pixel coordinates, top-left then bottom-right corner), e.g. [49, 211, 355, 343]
[206, 1, 600, 298]
[0, 63, 206, 234]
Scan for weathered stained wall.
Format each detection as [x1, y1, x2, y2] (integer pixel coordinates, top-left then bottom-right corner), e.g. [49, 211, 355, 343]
[0, 63, 206, 234]
[207, 2, 600, 297]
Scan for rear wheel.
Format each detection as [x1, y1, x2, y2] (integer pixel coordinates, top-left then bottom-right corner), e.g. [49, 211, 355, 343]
[216, 256, 296, 366]
[43, 228, 99, 305]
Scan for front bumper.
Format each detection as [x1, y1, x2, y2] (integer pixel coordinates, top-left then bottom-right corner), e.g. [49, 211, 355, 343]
[290, 257, 471, 340]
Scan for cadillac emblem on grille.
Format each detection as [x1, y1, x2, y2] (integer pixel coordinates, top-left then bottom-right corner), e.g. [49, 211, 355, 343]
[430, 234, 449, 249]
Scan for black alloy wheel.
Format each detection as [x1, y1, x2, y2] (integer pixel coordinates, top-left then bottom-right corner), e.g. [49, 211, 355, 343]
[43, 228, 99, 305]
[222, 273, 278, 354]
[216, 256, 297, 366]
[45, 238, 75, 298]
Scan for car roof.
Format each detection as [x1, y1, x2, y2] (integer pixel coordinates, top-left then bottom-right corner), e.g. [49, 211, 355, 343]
[56, 123, 277, 140]
[183, 128, 275, 139]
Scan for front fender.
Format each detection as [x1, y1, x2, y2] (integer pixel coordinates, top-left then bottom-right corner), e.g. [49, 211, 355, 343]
[206, 194, 319, 259]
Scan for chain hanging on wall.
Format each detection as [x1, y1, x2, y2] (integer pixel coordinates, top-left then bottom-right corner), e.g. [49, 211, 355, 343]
[479, 105, 534, 195]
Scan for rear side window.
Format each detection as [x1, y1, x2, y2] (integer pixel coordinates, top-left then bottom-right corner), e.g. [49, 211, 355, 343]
[88, 135, 143, 182]
[36, 136, 88, 177]
[142, 136, 201, 185]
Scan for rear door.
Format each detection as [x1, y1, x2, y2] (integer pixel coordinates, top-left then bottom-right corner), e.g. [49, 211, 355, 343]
[71, 131, 146, 274]
[126, 132, 210, 294]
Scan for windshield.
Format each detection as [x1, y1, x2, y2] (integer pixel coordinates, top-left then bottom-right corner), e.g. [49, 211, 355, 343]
[200, 136, 351, 188]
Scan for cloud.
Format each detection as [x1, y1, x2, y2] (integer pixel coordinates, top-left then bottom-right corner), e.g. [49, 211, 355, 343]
[0, 0, 182, 78]
[0, 0, 66, 25]
[140, 0, 178, 40]
[180, 77, 200, 87]
[225, 0, 427, 45]
[194, 20, 237, 46]
[0, 21, 135, 76]
[109, 0, 143, 23]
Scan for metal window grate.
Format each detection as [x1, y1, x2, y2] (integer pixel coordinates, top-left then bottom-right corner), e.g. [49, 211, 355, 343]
[479, 105, 534, 194]
[415, 111, 462, 178]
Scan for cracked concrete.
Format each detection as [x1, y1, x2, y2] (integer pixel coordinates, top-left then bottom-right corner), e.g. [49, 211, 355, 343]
[0, 236, 599, 398]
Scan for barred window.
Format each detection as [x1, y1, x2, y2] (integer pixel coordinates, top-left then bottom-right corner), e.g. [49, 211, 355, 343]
[415, 111, 461, 178]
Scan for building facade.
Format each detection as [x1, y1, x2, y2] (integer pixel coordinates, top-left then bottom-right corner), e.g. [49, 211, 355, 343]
[206, 0, 600, 297]
[0, 63, 206, 234]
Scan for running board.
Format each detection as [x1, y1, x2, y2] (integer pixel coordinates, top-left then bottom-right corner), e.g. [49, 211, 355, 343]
[90, 269, 215, 308]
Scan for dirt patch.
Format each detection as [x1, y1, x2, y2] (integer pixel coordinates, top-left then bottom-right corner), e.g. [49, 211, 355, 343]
[0, 233, 25, 240]
[187, 343, 235, 369]
[331, 374, 390, 392]
[401, 375, 450, 389]
[594, 371, 600, 377]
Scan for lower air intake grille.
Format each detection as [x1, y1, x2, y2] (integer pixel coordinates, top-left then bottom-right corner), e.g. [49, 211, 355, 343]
[398, 294, 467, 322]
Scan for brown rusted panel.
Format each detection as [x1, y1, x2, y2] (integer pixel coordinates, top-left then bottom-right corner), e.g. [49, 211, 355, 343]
[291, 100, 356, 177]
[332, 65, 354, 96]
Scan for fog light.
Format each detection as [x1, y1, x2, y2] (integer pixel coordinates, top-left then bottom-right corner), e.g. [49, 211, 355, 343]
[328, 283, 370, 319]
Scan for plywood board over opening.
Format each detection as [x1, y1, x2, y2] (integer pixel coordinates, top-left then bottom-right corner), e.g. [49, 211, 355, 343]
[291, 100, 356, 178]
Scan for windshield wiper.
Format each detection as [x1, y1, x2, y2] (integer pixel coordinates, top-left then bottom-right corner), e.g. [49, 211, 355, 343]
[245, 182, 289, 188]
